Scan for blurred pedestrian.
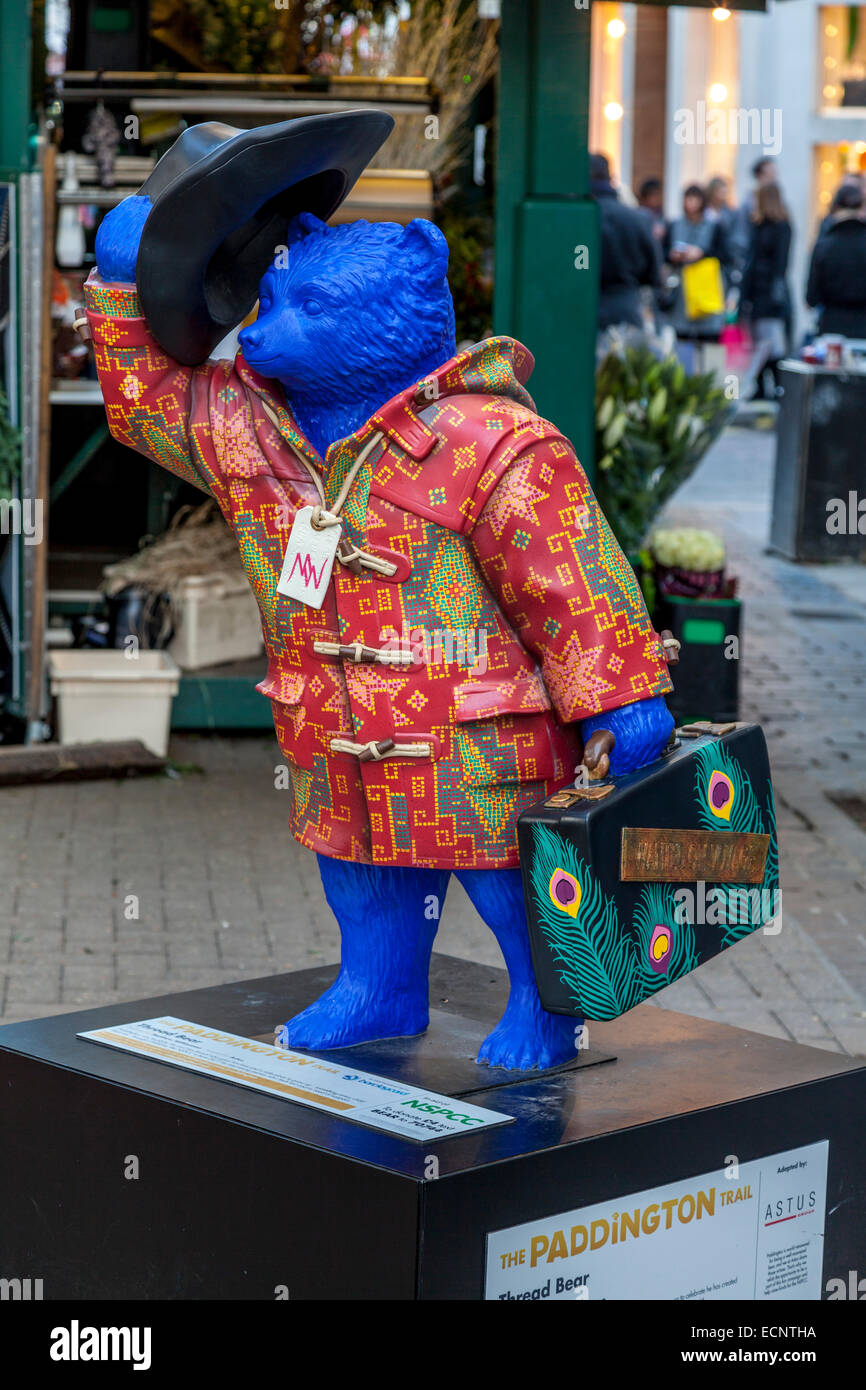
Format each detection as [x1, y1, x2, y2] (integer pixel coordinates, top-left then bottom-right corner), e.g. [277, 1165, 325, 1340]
[706, 175, 737, 262]
[730, 157, 778, 268]
[590, 153, 660, 335]
[664, 183, 730, 368]
[806, 183, 866, 339]
[817, 173, 865, 239]
[636, 177, 666, 245]
[740, 182, 792, 399]
[753, 156, 777, 188]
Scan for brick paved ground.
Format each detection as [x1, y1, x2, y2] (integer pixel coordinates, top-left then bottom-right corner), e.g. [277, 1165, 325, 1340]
[1, 423, 865, 1058]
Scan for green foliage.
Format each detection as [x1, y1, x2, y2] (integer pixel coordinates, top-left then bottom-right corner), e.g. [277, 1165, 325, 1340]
[438, 211, 494, 345]
[0, 389, 20, 502]
[593, 347, 733, 553]
[168, 1, 396, 75]
[847, 7, 859, 62]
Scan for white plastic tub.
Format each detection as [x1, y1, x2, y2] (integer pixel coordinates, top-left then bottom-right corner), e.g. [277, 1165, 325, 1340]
[48, 650, 180, 757]
[168, 575, 263, 671]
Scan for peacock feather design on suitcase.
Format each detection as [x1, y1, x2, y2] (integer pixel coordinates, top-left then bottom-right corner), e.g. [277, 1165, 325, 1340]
[526, 731, 779, 1020]
[530, 825, 698, 1020]
[692, 739, 779, 948]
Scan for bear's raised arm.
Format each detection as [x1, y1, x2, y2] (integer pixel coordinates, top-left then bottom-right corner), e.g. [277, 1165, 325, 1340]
[468, 433, 673, 725]
[84, 273, 220, 498]
[83, 196, 223, 498]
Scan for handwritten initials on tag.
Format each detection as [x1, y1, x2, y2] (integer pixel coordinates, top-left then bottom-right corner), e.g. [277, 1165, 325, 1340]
[277, 506, 341, 609]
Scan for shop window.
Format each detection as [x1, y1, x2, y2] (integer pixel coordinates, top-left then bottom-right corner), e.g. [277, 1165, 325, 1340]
[812, 141, 866, 236]
[820, 5, 866, 109]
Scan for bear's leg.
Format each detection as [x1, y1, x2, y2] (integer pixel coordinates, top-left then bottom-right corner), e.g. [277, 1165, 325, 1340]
[457, 867, 580, 1070]
[284, 857, 450, 1050]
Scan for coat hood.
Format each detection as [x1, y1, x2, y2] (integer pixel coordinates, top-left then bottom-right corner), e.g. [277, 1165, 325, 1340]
[418, 335, 536, 409]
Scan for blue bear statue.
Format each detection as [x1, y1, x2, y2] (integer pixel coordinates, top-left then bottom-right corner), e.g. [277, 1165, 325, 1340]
[93, 196, 673, 1070]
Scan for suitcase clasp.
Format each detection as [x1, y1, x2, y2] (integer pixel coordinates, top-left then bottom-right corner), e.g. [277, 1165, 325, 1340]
[545, 784, 615, 808]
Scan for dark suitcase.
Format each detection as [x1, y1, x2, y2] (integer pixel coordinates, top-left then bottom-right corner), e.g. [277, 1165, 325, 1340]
[518, 722, 779, 1021]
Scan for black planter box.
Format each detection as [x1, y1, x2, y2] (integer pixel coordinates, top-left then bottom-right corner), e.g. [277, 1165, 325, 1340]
[656, 594, 741, 724]
[0, 955, 864, 1300]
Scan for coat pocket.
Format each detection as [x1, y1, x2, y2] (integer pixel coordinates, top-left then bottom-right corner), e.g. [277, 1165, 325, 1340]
[256, 669, 313, 769]
[453, 673, 558, 785]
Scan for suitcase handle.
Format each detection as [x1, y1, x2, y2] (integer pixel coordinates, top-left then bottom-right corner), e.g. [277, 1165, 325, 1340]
[579, 728, 684, 787]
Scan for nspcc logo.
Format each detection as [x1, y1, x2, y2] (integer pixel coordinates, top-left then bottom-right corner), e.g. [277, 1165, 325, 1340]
[402, 1098, 484, 1127]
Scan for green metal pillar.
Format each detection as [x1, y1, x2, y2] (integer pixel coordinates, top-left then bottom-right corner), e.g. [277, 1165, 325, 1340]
[0, 0, 34, 175]
[494, 0, 598, 476]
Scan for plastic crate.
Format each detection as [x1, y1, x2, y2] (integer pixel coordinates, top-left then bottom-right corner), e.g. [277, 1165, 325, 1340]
[168, 576, 263, 672]
[48, 649, 180, 757]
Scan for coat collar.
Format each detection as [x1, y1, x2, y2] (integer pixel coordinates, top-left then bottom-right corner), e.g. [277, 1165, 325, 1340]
[236, 335, 536, 474]
[236, 358, 324, 473]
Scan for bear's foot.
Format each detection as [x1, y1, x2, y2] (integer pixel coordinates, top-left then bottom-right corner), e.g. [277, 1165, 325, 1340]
[284, 974, 428, 1051]
[477, 988, 579, 1071]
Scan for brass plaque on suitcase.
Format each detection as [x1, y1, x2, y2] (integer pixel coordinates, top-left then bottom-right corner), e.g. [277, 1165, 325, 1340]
[620, 827, 770, 883]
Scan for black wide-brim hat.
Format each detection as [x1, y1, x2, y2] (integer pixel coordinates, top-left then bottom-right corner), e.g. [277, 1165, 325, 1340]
[135, 109, 394, 365]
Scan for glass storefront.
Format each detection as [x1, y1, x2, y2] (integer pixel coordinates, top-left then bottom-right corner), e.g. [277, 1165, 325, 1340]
[819, 5, 866, 109]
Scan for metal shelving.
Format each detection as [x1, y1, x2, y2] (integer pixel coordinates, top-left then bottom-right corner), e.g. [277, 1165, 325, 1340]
[49, 379, 103, 405]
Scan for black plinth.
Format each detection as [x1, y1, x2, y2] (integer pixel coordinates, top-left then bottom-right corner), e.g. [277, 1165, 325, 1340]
[1, 954, 864, 1300]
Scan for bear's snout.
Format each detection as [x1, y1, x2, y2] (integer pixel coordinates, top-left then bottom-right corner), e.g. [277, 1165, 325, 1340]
[238, 324, 264, 355]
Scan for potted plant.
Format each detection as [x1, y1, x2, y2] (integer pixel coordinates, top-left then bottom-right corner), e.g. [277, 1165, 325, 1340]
[592, 343, 733, 556]
[649, 527, 741, 726]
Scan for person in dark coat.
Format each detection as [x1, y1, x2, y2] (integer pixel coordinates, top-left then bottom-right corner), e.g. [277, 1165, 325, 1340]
[591, 153, 660, 332]
[636, 176, 666, 245]
[817, 174, 865, 240]
[806, 183, 866, 338]
[740, 182, 792, 398]
[706, 175, 738, 275]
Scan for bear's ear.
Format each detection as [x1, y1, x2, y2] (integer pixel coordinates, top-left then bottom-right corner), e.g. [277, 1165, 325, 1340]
[287, 211, 328, 246]
[401, 219, 449, 283]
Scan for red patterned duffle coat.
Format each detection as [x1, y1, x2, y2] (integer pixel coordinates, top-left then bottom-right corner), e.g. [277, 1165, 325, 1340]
[85, 273, 672, 869]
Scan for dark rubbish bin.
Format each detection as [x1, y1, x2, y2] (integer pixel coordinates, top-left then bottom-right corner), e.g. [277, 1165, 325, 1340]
[771, 360, 866, 563]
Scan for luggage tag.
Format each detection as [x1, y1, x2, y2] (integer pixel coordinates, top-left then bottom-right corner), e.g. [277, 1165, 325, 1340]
[277, 506, 341, 609]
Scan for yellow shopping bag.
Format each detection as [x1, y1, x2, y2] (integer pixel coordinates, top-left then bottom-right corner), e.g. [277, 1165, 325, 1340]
[682, 256, 725, 319]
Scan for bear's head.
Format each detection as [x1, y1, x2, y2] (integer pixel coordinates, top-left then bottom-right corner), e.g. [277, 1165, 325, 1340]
[238, 214, 456, 430]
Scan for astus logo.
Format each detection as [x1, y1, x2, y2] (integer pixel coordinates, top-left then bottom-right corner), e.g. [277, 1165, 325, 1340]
[288, 551, 329, 588]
